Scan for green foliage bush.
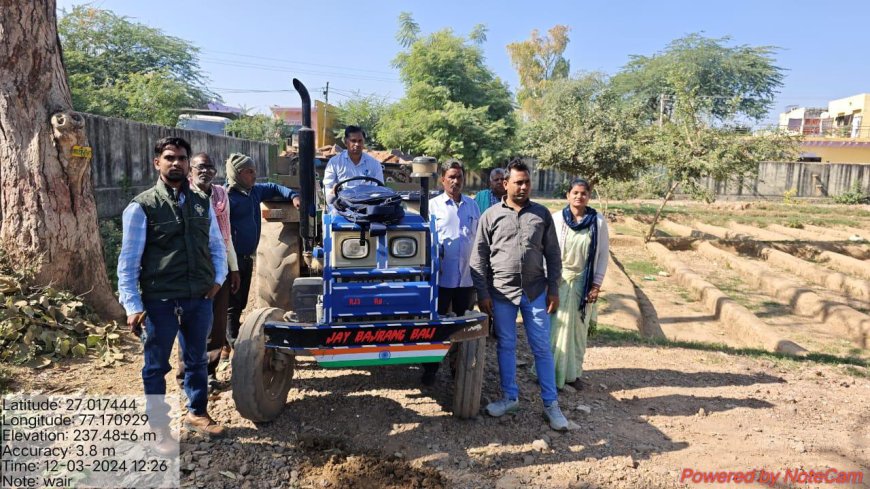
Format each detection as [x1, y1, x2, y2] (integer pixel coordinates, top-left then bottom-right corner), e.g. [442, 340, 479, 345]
[833, 181, 870, 205]
[596, 173, 670, 200]
[226, 115, 290, 145]
[59, 6, 216, 126]
[783, 218, 804, 229]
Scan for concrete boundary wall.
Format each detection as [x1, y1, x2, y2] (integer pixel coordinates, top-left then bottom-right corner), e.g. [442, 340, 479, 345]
[646, 242, 805, 354]
[700, 161, 870, 198]
[84, 113, 278, 218]
[696, 242, 870, 348]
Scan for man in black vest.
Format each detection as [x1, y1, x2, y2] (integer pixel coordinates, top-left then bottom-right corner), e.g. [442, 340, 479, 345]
[118, 137, 228, 439]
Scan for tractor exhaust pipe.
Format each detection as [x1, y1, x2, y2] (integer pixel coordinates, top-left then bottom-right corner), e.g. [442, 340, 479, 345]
[293, 78, 316, 251]
[411, 156, 438, 222]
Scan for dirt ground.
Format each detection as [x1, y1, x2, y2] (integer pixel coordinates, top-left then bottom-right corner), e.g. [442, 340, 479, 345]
[6, 200, 870, 488]
[8, 329, 870, 489]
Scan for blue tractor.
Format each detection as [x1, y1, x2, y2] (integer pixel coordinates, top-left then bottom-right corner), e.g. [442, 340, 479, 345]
[231, 80, 489, 422]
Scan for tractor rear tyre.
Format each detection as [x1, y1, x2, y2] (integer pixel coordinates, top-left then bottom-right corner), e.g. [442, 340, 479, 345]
[232, 307, 294, 422]
[254, 222, 301, 311]
[452, 337, 486, 419]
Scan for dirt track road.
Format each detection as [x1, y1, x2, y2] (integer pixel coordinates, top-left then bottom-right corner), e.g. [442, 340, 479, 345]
[7, 204, 870, 488]
[10, 329, 869, 489]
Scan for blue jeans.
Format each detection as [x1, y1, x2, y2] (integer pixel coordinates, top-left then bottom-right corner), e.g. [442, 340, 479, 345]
[142, 298, 213, 421]
[492, 292, 558, 405]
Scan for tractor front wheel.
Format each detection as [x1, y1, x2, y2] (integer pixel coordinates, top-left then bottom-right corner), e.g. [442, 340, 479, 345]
[452, 337, 486, 419]
[232, 307, 294, 422]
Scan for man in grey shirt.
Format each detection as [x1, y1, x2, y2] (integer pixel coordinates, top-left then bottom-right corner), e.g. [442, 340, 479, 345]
[470, 160, 570, 431]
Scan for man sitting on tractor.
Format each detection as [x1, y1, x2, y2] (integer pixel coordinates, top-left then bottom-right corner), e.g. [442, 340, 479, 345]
[323, 125, 385, 204]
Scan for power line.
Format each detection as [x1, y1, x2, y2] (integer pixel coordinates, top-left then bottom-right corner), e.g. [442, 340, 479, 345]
[202, 49, 398, 77]
[210, 85, 401, 102]
[200, 57, 401, 83]
[212, 87, 295, 94]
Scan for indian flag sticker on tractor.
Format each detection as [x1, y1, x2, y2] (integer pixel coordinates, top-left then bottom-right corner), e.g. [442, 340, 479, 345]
[311, 343, 450, 368]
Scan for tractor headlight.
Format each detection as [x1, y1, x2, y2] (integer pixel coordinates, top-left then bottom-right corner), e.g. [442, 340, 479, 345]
[390, 237, 417, 258]
[341, 239, 369, 259]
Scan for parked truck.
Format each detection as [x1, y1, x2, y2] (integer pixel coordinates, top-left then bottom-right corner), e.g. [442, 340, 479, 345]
[231, 79, 489, 422]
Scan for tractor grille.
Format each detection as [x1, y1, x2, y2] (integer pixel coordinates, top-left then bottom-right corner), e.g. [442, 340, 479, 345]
[331, 313, 430, 324]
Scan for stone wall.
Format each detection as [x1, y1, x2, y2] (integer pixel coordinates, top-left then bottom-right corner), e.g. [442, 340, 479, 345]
[701, 161, 870, 199]
[85, 114, 277, 217]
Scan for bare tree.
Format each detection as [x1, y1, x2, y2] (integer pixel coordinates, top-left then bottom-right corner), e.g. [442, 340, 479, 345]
[0, 1, 123, 319]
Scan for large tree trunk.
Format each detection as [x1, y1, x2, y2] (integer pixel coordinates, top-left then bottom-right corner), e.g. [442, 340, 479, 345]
[0, 1, 124, 319]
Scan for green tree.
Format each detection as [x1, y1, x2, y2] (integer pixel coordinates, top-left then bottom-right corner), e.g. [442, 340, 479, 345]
[395, 11, 421, 48]
[116, 71, 203, 127]
[612, 34, 783, 123]
[612, 34, 797, 241]
[226, 115, 289, 146]
[58, 6, 216, 125]
[522, 74, 646, 185]
[334, 94, 392, 149]
[468, 24, 488, 45]
[506, 25, 571, 118]
[379, 14, 517, 168]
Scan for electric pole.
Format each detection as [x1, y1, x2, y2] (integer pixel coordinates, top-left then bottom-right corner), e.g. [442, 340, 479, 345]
[322, 82, 329, 146]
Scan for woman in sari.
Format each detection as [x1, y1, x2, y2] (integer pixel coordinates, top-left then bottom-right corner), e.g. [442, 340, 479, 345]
[549, 178, 609, 390]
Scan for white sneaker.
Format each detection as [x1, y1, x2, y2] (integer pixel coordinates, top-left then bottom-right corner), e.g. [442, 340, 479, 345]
[485, 398, 519, 417]
[544, 401, 569, 431]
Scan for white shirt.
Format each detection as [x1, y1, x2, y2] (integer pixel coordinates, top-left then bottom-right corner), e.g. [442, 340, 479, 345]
[322, 150, 385, 196]
[430, 192, 480, 288]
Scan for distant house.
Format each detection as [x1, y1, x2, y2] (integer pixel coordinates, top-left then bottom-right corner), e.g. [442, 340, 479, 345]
[779, 93, 870, 163]
[271, 101, 337, 147]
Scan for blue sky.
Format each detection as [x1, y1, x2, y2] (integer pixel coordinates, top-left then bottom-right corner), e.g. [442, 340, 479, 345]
[57, 0, 868, 125]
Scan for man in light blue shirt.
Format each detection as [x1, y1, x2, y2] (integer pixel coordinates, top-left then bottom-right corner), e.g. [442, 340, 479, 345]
[118, 136, 228, 441]
[322, 125, 385, 200]
[420, 159, 480, 385]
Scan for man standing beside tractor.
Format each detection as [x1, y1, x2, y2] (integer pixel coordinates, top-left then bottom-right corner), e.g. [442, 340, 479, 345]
[422, 159, 481, 386]
[470, 160, 571, 431]
[174, 153, 241, 392]
[118, 136, 228, 439]
[225, 153, 300, 349]
[473, 167, 507, 214]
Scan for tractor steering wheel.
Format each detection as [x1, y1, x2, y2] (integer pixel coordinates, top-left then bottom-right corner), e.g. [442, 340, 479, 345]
[333, 176, 385, 195]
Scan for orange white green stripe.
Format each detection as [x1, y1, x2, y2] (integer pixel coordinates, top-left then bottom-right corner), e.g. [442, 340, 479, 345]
[309, 343, 450, 368]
